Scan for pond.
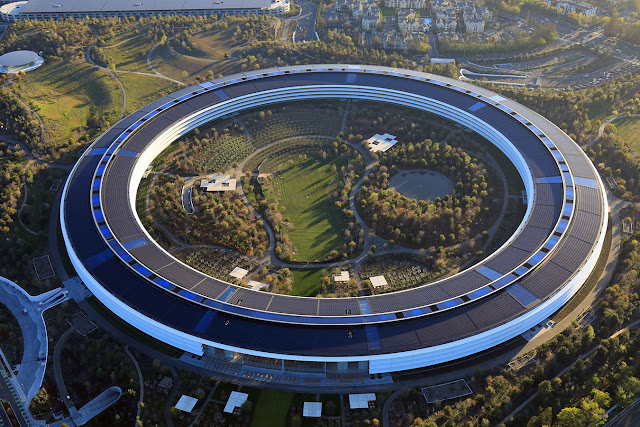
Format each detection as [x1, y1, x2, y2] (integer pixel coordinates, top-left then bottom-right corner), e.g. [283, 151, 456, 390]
[388, 169, 454, 201]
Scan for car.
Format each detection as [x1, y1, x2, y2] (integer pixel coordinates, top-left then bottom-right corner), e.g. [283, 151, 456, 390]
[22, 308, 28, 315]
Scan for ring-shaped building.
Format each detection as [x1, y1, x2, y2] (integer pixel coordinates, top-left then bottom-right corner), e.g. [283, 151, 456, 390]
[61, 65, 608, 377]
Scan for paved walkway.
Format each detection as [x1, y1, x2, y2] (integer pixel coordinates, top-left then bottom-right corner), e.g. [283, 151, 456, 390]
[124, 346, 144, 426]
[0, 277, 68, 403]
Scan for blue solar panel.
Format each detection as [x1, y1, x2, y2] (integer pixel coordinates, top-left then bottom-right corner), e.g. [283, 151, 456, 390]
[563, 172, 573, 186]
[556, 219, 569, 233]
[94, 210, 104, 221]
[203, 299, 221, 309]
[179, 289, 199, 300]
[553, 151, 565, 162]
[529, 251, 546, 265]
[469, 102, 485, 111]
[122, 238, 147, 250]
[537, 176, 563, 184]
[133, 264, 152, 277]
[477, 266, 503, 281]
[365, 326, 382, 350]
[359, 300, 372, 315]
[199, 81, 215, 89]
[214, 89, 228, 99]
[85, 248, 114, 268]
[218, 288, 235, 302]
[117, 150, 138, 157]
[492, 274, 516, 289]
[566, 188, 575, 200]
[153, 277, 175, 291]
[194, 310, 216, 333]
[92, 196, 100, 207]
[128, 121, 143, 131]
[563, 203, 573, 217]
[514, 266, 528, 276]
[92, 179, 101, 189]
[468, 286, 492, 299]
[143, 111, 159, 120]
[88, 147, 108, 156]
[508, 283, 539, 306]
[574, 177, 597, 188]
[176, 94, 193, 102]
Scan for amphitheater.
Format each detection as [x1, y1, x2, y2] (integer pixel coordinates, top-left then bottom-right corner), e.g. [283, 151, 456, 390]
[61, 64, 608, 385]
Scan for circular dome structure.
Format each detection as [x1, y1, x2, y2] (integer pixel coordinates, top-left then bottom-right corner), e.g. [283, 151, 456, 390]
[61, 65, 608, 385]
[0, 50, 43, 73]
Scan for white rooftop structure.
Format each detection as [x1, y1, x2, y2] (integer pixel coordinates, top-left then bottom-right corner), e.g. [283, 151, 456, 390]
[0, 50, 43, 73]
[200, 175, 237, 192]
[175, 395, 198, 413]
[349, 393, 376, 409]
[369, 275, 388, 288]
[303, 401, 322, 417]
[0, 1, 26, 22]
[333, 271, 349, 282]
[1, 0, 290, 21]
[229, 267, 248, 279]
[223, 391, 248, 413]
[365, 133, 398, 152]
[248, 280, 268, 290]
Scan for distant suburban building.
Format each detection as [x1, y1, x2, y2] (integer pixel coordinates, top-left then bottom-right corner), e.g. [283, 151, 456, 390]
[554, 0, 598, 19]
[384, 0, 427, 8]
[361, 2, 381, 30]
[0, 0, 290, 21]
[200, 175, 238, 192]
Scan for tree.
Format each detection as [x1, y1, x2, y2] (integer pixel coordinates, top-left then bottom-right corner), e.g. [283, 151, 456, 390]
[538, 380, 552, 396]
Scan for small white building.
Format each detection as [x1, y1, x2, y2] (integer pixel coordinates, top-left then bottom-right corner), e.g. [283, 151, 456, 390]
[200, 175, 237, 192]
[303, 401, 322, 417]
[365, 133, 398, 152]
[349, 393, 376, 409]
[369, 275, 389, 289]
[333, 271, 350, 283]
[229, 267, 248, 280]
[175, 395, 198, 413]
[223, 391, 248, 413]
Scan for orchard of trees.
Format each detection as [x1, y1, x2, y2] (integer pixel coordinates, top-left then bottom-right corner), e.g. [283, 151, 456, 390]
[151, 177, 269, 257]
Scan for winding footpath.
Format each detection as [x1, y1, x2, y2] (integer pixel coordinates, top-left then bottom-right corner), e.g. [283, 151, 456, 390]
[124, 346, 144, 427]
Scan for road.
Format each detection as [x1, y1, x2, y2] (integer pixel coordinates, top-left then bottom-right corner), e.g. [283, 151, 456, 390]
[607, 396, 640, 427]
[0, 277, 68, 403]
[291, 0, 318, 42]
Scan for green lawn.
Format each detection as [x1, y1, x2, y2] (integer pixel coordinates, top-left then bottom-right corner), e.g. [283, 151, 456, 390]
[117, 73, 181, 115]
[250, 389, 294, 427]
[291, 268, 324, 296]
[100, 33, 154, 72]
[21, 60, 122, 148]
[181, 23, 247, 59]
[150, 42, 241, 85]
[265, 155, 348, 261]
[614, 116, 640, 152]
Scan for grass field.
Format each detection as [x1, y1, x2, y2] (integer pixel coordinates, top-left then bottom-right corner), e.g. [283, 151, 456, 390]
[21, 60, 122, 148]
[117, 73, 181, 115]
[291, 268, 324, 296]
[613, 116, 640, 152]
[150, 44, 241, 84]
[250, 390, 294, 427]
[265, 154, 348, 261]
[100, 33, 154, 72]
[181, 24, 247, 59]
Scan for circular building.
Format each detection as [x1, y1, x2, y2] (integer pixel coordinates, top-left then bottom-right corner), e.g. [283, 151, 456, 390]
[0, 50, 43, 73]
[61, 65, 608, 384]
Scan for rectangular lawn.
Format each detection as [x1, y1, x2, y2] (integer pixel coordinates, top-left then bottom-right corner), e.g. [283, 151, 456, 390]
[267, 155, 348, 261]
[614, 116, 640, 153]
[250, 389, 294, 427]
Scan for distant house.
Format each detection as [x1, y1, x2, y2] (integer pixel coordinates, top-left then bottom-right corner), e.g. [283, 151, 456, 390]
[384, 0, 427, 8]
[555, 0, 598, 18]
[200, 175, 238, 192]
